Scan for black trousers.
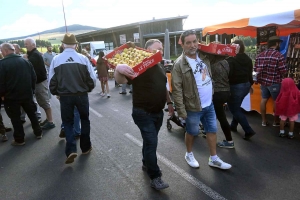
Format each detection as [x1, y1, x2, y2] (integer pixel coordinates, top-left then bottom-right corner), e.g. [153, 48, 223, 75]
[4, 98, 42, 142]
[213, 91, 232, 141]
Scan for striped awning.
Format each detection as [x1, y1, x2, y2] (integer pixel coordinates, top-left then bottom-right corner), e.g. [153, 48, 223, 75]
[202, 9, 300, 37]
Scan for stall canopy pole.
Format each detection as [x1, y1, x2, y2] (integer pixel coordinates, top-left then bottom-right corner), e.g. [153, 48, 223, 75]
[174, 35, 177, 56]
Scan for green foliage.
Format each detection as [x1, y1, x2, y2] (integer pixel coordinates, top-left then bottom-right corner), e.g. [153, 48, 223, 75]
[52, 45, 59, 53]
[8, 39, 51, 48]
[232, 36, 257, 52]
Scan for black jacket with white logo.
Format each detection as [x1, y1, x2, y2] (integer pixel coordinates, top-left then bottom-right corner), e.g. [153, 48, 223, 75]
[48, 48, 97, 96]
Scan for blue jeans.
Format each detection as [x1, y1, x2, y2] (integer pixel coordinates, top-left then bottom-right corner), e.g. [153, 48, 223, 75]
[60, 94, 91, 157]
[228, 82, 254, 134]
[61, 107, 81, 135]
[186, 103, 217, 135]
[260, 83, 281, 100]
[132, 107, 163, 179]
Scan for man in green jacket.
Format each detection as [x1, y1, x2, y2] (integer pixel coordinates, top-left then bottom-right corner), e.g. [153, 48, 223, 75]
[171, 30, 231, 170]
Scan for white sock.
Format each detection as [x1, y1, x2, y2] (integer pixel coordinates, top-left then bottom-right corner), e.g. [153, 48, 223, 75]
[288, 132, 293, 136]
[187, 152, 193, 156]
[210, 155, 218, 161]
[280, 130, 285, 134]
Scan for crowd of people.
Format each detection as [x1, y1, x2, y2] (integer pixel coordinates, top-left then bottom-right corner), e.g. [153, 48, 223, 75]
[0, 30, 297, 191]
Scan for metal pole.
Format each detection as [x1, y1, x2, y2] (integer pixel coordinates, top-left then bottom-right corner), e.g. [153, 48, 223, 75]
[174, 35, 177, 56]
[62, 0, 68, 33]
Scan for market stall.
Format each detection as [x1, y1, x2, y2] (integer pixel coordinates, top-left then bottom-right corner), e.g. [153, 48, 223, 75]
[202, 9, 300, 115]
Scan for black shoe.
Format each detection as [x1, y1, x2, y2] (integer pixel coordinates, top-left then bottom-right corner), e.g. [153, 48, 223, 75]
[65, 153, 77, 164]
[150, 177, 169, 190]
[82, 146, 92, 154]
[243, 131, 256, 140]
[59, 128, 65, 138]
[39, 119, 48, 126]
[21, 120, 26, 124]
[119, 92, 127, 94]
[5, 127, 12, 132]
[11, 140, 25, 146]
[129, 91, 132, 93]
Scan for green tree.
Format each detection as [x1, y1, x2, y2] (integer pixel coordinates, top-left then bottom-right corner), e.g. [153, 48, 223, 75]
[52, 45, 59, 53]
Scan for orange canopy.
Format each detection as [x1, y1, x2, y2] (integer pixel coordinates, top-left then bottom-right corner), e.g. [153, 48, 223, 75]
[202, 9, 300, 37]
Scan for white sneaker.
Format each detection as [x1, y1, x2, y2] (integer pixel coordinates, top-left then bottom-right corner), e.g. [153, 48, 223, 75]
[107, 93, 111, 98]
[185, 152, 199, 168]
[100, 92, 105, 96]
[208, 157, 232, 170]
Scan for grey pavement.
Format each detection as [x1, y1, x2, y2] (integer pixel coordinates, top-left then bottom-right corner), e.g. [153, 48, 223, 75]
[1, 80, 300, 200]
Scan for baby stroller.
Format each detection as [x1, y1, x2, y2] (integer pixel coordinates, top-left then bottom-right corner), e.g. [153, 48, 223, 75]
[165, 108, 206, 138]
[163, 61, 206, 137]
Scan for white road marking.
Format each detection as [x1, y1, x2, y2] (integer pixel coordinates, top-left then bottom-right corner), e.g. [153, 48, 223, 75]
[125, 133, 227, 200]
[89, 108, 103, 117]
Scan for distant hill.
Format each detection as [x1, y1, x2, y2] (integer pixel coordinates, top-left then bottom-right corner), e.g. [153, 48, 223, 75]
[1, 24, 101, 41]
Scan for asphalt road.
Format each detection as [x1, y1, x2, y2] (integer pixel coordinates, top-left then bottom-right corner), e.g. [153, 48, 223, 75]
[1, 80, 300, 200]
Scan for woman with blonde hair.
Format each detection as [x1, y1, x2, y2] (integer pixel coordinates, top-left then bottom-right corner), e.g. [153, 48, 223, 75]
[97, 51, 110, 98]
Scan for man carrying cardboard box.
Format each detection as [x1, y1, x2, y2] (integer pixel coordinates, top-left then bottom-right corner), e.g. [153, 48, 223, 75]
[114, 39, 173, 190]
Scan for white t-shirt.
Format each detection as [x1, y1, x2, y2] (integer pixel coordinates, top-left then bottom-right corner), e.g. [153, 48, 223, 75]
[186, 55, 212, 108]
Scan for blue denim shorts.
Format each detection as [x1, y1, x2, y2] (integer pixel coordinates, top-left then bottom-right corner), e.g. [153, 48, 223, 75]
[260, 83, 281, 100]
[185, 103, 217, 136]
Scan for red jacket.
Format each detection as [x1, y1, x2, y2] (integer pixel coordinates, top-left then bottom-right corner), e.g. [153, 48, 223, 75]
[275, 78, 300, 117]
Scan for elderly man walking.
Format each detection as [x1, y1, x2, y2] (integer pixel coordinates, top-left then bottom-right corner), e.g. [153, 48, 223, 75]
[49, 33, 96, 164]
[0, 43, 43, 145]
[24, 37, 55, 129]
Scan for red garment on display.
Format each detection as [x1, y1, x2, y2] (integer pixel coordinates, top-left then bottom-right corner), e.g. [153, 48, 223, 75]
[275, 78, 300, 117]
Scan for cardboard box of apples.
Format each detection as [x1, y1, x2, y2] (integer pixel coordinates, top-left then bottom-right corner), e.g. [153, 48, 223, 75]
[103, 42, 162, 79]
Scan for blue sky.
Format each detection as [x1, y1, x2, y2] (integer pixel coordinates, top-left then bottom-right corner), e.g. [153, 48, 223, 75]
[0, 0, 298, 39]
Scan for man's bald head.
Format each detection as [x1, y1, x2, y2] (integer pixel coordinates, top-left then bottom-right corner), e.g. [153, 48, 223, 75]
[0, 43, 15, 57]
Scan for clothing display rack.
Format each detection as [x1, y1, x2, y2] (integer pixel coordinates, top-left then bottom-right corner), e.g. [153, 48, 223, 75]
[286, 33, 300, 83]
[256, 26, 277, 54]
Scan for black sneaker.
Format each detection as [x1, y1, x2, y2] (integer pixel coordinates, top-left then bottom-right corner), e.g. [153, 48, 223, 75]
[41, 121, 55, 130]
[39, 119, 48, 126]
[243, 131, 256, 140]
[59, 129, 66, 138]
[150, 177, 169, 190]
[82, 146, 92, 154]
[65, 153, 77, 164]
[36, 134, 43, 139]
[11, 140, 25, 146]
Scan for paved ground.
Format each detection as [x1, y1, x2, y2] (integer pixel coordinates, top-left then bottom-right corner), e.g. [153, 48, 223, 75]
[1, 80, 300, 200]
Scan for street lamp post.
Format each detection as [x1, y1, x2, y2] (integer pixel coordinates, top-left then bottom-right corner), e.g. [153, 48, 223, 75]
[62, 0, 68, 33]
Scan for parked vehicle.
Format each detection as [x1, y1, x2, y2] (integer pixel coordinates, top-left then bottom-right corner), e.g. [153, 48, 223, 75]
[80, 41, 110, 59]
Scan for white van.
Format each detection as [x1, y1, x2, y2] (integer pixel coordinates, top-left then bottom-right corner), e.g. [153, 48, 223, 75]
[80, 41, 108, 58]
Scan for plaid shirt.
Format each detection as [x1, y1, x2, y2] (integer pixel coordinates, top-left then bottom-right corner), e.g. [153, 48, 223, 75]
[254, 48, 287, 86]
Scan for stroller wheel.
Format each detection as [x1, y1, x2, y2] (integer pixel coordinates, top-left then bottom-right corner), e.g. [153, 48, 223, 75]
[167, 123, 172, 130]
